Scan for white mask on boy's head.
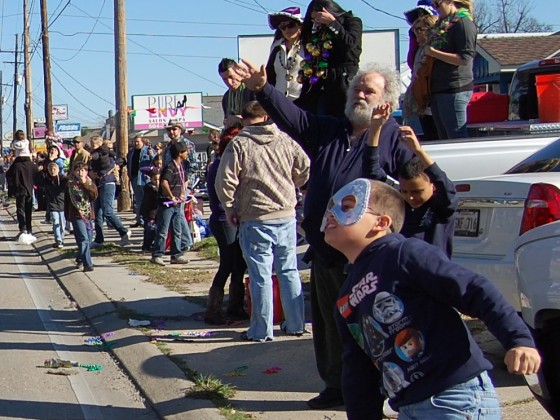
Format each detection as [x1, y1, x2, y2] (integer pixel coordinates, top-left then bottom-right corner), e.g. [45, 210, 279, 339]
[320, 178, 372, 232]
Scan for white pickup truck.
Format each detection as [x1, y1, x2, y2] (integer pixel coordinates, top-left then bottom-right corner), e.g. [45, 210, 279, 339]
[423, 133, 558, 180]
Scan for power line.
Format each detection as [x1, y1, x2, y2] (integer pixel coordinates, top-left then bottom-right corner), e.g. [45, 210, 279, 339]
[56, 0, 106, 62]
[51, 46, 222, 59]
[359, 0, 406, 22]
[48, 0, 71, 28]
[48, 68, 106, 119]
[69, 3, 224, 89]
[50, 30, 237, 39]
[49, 57, 113, 106]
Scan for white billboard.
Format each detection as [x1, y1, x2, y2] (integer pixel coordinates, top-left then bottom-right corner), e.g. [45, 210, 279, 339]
[238, 29, 400, 73]
[132, 92, 203, 130]
[53, 104, 68, 121]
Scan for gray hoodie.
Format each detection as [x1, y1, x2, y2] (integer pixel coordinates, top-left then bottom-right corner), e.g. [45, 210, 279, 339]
[216, 122, 310, 222]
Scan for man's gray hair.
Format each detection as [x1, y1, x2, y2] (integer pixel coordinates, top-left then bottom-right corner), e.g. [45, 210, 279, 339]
[348, 63, 401, 109]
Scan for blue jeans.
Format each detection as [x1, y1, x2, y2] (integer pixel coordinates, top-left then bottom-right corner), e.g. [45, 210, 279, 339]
[398, 371, 501, 419]
[72, 218, 94, 269]
[180, 202, 193, 250]
[51, 211, 66, 244]
[239, 218, 305, 340]
[94, 182, 127, 244]
[131, 177, 144, 224]
[431, 91, 472, 140]
[152, 204, 183, 259]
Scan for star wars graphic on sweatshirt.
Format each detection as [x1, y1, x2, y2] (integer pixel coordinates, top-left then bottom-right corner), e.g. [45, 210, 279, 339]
[337, 271, 430, 398]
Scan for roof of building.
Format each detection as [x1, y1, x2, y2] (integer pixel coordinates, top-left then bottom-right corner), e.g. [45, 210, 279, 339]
[477, 32, 560, 67]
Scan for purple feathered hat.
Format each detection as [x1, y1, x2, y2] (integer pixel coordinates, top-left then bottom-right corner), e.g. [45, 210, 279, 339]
[404, 0, 438, 25]
[268, 6, 303, 30]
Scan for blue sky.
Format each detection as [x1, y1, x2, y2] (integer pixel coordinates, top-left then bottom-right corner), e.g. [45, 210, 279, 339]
[0, 0, 558, 132]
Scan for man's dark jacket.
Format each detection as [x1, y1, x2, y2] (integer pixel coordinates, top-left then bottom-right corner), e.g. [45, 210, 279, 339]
[255, 83, 413, 266]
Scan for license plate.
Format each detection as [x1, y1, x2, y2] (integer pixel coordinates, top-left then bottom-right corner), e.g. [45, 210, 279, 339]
[454, 209, 480, 237]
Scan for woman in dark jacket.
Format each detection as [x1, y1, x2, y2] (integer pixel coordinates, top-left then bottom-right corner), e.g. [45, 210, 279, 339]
[6, 146, 38, 237]
[296, 0, 362, 117]
[204, 127, 248, 325]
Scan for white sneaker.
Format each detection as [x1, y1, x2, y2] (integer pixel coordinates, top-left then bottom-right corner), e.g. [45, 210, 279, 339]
[120, 230, 132, 246]
[151, 256, 165, 266]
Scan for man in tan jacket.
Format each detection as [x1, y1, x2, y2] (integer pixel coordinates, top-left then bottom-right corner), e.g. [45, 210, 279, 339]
[69, 136, 91, 171]
[216, 101, 310, 342]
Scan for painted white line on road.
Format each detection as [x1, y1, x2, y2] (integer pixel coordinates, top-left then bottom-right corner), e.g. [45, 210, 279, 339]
[1, 222, 103, 420]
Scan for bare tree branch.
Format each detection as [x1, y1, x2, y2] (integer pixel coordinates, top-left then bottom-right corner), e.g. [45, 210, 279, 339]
[475, 0, 551, 33]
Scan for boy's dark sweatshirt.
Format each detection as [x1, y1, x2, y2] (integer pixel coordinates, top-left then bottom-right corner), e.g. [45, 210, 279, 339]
[90, 145, 116, 187]
[44, 174, 67, 212]
[335, 234, 535, 418]
[255, 83, 413, 266]
[141, 181, 158, 222]
[363, 145, 458, 257]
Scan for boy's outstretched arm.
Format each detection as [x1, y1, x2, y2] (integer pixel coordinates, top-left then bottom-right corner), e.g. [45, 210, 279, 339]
[403, 242, 540, 376]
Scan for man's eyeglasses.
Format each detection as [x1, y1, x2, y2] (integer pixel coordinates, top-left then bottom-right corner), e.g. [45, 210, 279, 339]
[414, 26, 428, 33]
[278, 21, 298, 31]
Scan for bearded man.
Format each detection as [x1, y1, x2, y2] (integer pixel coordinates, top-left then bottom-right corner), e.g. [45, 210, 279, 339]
[237, 61, 413, 410]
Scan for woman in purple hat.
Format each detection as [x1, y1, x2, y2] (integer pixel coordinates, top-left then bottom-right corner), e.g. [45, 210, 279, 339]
[266, 7, 305, 101]
[296, 0, 362, 118]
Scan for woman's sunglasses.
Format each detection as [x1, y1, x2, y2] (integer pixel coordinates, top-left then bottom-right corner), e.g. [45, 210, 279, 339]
[278, 21, 298, 31]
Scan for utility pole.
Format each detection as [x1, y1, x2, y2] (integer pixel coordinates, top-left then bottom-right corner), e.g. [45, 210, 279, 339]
[0, 71, 4, 155]
[13, 34, 19, 136]
[40, 0, 53, 131]
[115, 0, 131, 211]
[23, 0, 34, 148]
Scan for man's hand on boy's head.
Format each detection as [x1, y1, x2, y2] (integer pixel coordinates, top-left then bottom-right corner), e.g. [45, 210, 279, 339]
[235, 59, 267, 92]
[504, 346, 541, 375]
[370, 104, 391, 131]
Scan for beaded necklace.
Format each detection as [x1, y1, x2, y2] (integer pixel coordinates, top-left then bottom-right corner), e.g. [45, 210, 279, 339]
[277, 39, 301, 81]
[429, 8, 473, 50]
[298, 25, 334, 85]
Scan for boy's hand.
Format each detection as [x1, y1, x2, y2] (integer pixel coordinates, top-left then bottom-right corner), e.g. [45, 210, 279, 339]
[398, 126, 422, 154]
[370, 104, 392, 131]
[504, 346, 541, 375]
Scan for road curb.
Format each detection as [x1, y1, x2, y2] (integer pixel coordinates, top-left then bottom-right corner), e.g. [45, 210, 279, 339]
[8, 207, 224, 420]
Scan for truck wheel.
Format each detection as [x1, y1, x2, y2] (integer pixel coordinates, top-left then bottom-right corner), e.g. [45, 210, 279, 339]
[530, 318, 560, 419]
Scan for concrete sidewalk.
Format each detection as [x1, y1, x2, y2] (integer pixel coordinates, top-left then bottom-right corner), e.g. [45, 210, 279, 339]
[10, 206, 550, 419]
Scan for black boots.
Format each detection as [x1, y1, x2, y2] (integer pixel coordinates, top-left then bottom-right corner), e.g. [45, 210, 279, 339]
[226, 281, 249, 320]
[204, 286, 226, 325]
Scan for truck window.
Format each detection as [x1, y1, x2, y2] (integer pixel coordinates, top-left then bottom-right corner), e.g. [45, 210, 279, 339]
[509, 61, 560, 121]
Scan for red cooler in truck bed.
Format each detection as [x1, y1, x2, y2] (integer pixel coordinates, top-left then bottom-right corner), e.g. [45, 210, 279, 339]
[467, 92, 509, 123]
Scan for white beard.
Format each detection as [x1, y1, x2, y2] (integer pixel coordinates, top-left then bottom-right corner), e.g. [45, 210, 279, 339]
[345, 99, 378, 127]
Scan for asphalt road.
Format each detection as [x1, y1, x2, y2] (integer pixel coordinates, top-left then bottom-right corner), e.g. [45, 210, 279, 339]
[0, 204, 554, 420]
[0, 215, 157, 420]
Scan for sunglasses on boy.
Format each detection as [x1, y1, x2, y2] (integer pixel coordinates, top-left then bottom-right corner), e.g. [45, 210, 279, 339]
[278, 20, 298, 31]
